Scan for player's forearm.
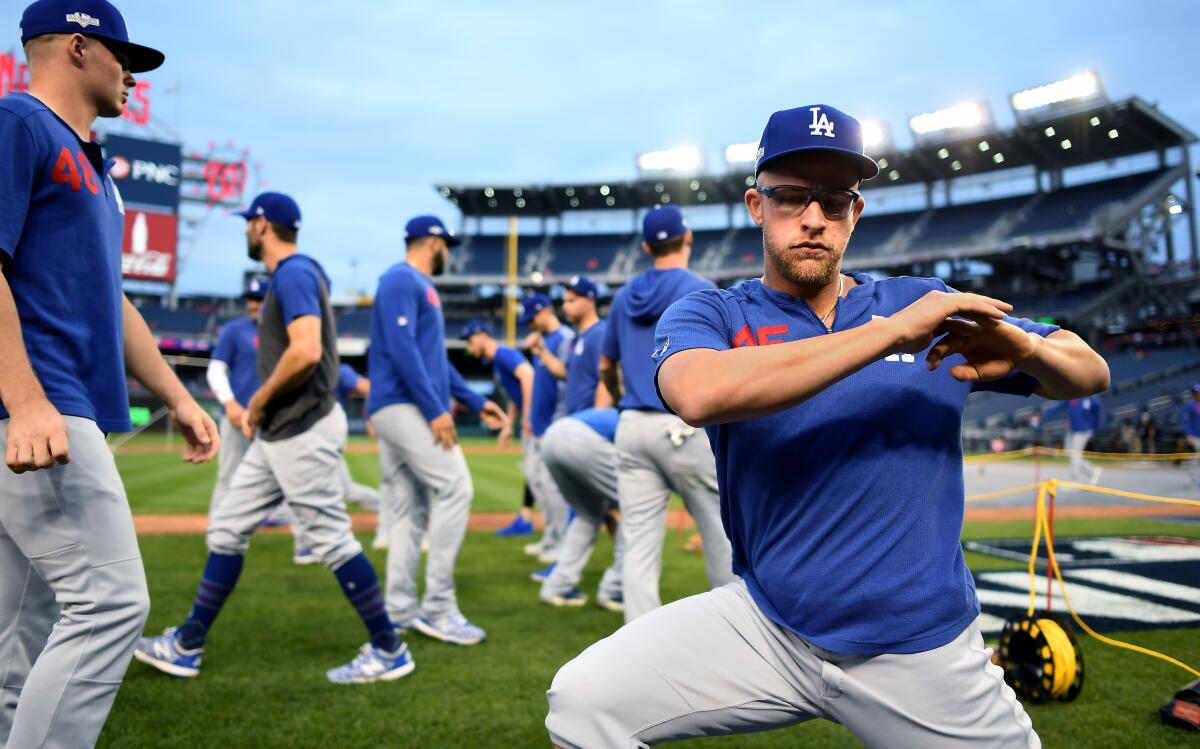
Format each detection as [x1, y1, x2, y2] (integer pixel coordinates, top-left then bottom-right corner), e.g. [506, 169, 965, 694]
[539, 349, 567, 380]
[660, 318, 900, 426]
[594, 380, 614, 409]
[121, 296, 192, 410]
[1023, 330, 1110, 400]
[255, 345, 319, 406]
[599, 356, 621, 403]
[0, 272, 50, 413]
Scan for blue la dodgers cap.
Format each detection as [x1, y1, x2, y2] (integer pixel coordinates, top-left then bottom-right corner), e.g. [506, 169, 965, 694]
[518, 293, 552, 325]
[565, 275, 598, 300]
[235, 192, 302, 230]
[244, 275, 269, 300]
[642, 205, 688, 245]
[755, 104, 880, 181]
[405, 215, 461, 247]
[460, 320, 493, 340]
[20, 0, 164, 73]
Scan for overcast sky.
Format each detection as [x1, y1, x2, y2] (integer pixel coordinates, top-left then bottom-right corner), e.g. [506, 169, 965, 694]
[75, 0, 1200, 296]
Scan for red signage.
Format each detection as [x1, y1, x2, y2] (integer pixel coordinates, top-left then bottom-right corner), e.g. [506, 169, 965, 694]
[202, 159, 247, 203]
[1, 52, 152, 126]
[121, 208, 178, 282]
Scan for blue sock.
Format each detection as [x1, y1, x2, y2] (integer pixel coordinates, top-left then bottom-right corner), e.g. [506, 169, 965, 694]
[177, 552, 244, 649]
[334, 553, 399, 652]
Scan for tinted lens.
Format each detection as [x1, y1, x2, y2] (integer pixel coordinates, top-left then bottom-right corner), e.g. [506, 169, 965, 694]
[766, 186, 815, 214]
[819, 190, 856, 219]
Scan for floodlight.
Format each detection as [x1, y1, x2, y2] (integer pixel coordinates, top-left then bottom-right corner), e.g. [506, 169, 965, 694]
[637, 145, 703, 174]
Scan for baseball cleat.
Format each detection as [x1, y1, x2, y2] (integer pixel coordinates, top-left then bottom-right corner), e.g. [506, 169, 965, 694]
[495, 514, 535, 537]
[371, 533, 388, 550]
[326, 642, 414, 684]
[293, 548, 321, 565]
[596, 593, 625, 613]
[412, 613, 486, 646]
[530, 563, 556, 583]
[522, 539, 545, 556]
[541, 588, 588, 607]
[133, 627, 203, 678]
[1090, 466, 1104, 485]
[537, 546, 559, 564]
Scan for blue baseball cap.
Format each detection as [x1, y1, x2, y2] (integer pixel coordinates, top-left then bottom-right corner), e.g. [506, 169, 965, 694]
[405, 215, 461, 247]
[244, 275, 269, 300]
[1192, 383, 1200, 394]
[235, 192, 302, 230]
[755, 104, 879, 181]
[20, 0, 164, 73]
[642, 205, 688, 246]
[460, 320, 493, 340]
[565, 275, 598, 300]
[518, 293, 552, 325]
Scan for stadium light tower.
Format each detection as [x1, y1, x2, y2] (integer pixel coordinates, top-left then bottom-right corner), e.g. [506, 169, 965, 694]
[636, 145, 704, 176]
[723, 141, 758, 168]
[1009, 71, 1106, 123]
[908, 100, 993, 143]
[860, 119, 890, 151]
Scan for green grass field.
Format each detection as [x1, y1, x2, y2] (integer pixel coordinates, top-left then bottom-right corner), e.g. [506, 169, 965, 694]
[99, 437, 1200, 747]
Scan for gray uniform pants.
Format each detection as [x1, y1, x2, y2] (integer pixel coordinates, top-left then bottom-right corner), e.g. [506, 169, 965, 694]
[614, 410, 734, 622]
[1065, 430, 1095, 481]
[539, 418, 623, 601]
[528, 434, 570, 551]
[547, 580, 1039, 749]
[370, 404, 473, 625]
[0, 417, 150, 749]
[207, 405, 363, 569]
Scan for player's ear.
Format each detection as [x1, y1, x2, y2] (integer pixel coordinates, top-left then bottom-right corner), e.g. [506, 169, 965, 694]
[68, 34, 88, 69]
[745, 187, 764, 226]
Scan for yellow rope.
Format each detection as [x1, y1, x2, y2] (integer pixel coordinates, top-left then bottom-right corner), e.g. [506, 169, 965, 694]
[1037, 617, 1077, 697]
[966, 482, 1045, 503]
[1035, 446, 1200, 461]
[1049, 479, 1200, 507]
[965, 447, 1037, 464]
[1024, 485, 1200, 679]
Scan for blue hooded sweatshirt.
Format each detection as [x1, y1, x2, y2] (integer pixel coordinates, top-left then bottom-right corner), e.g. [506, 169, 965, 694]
[601, 267, 714, 411]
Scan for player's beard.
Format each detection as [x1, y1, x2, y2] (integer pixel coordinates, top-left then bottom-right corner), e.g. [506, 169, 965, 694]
[762, 230, 846, 291]
[247, 235, 263, 262]
[431, 246, 447, 276]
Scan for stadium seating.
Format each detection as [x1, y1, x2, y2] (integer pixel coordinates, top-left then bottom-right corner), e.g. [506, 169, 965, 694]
[139, 305, 212, 336]
[543, 233, 629, 275]
[1008, 169, 1163, 237]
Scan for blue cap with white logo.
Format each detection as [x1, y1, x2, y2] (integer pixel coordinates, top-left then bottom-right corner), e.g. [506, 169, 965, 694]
[518, 293, 552, 325]
[565, 275, 598, 300]
[405, 215, 461, 247]
[20, 0, 164, 73]
[244, 275, 269, 300]
[460, 320, 493, 340]
[235, 192, 302, 230]
[642, 205, 688, 246]
[755, 104, 879, 181]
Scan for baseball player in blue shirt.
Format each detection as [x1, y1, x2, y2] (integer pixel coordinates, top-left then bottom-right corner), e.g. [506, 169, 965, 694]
[547, 104, 1111, 748]
[0, 2, 220, 744]
[462, 320, 538, 534]
[1183, 384, 1200, 490]
[598, 205, 737, 623]
[136, 192, 413, 684]
[520, 293, 576, 565]
[1041, 395, 1105, 483]
[368, 215, 508, 646]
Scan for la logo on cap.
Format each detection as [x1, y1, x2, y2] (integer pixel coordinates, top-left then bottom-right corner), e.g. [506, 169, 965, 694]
[809, 107, 835, 138]
[65, 12, 100, 28]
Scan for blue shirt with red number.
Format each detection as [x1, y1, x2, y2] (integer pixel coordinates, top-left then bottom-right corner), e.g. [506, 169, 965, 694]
[653, 274, 1060, 655]
[212, 317, 260, 408]
[367, 262, 484, 419]
[0, 93, 130, 431]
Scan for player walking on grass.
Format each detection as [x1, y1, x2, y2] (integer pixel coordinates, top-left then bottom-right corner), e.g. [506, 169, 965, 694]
[135, 192, 413, 684]
[1041, 394, 1105, 484]
[0, 2, 219, 743]
[519, 293, 576, 564]
[599, 204, 736, 623]
[462, 320, 538, 536]
[547, 104, 1111, 748]
[368, 215, 508, 646]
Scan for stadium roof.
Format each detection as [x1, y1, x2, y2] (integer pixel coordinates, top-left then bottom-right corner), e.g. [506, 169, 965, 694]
[437, 96, 1197, 217]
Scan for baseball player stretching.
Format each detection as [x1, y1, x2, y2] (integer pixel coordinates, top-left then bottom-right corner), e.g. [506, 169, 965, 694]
[1041, 395, 1104, 484]
[519, 293, 576, 565]
[547, 104, 1110, 748]
[136, 192, 413, 684]
[0, 3, 219, 744]
[462, 320, 537, 535]
[599, 205, 736, 623]
[368, 215, 507, 646]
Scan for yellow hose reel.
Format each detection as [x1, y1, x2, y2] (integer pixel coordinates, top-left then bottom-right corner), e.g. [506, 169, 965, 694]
[997, 612, 1085, 703]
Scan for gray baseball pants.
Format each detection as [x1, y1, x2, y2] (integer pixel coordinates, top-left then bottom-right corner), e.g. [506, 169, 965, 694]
[529, 434, 571, 553]
[370, 404, 473, 625]
[614, 410, 735, 622]
[0, 417, 150, 749]
[206, 405, 363, 569]
[547, 580, 1039, 748]
[539, 418, 623, 602]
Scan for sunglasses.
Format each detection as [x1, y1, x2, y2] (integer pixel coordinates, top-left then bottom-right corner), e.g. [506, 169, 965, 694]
[755, 185, 861, 220]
